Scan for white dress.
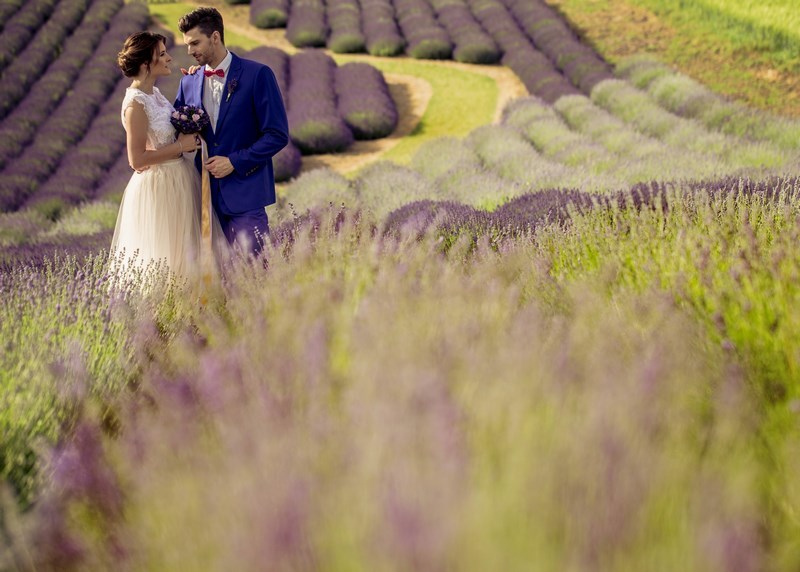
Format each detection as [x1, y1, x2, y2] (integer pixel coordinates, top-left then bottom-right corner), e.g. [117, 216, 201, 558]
[111, 87, 202, 280]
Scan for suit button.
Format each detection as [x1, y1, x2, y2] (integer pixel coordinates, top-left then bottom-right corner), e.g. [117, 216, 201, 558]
[214, 143, 219, 147]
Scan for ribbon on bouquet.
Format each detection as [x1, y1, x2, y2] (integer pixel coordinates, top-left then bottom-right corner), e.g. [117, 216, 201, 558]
[199, 137, 214, 300]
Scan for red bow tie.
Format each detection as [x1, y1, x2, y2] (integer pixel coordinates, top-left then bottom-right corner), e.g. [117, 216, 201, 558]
[204, 69, 224, 78]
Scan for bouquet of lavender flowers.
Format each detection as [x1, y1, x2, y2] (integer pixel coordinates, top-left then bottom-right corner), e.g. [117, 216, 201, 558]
[170, 105, 209, 134]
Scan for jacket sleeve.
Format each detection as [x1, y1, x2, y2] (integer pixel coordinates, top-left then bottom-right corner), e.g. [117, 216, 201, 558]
[228, 65, 289, 175]
[175, 77, 187, 109]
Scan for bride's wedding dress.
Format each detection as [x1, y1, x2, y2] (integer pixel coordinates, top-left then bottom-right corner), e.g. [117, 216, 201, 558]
[111, 86, 203, 279]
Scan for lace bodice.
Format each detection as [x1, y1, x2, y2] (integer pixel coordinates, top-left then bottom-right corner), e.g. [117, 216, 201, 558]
[121, 87, 177, 150]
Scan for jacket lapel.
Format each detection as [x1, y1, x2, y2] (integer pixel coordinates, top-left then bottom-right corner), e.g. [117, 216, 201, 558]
[192, 71, 214, 144]
[215, 53, 241, 135]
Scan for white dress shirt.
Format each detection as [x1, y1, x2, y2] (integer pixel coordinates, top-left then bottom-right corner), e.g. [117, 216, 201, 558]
[203, 50, 232, 132]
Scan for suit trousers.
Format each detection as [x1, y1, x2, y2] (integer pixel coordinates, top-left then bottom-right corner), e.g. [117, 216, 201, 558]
[213, 188, 269, 256]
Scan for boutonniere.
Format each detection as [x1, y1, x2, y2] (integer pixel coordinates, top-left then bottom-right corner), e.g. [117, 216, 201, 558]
[226, 79, 238, 102]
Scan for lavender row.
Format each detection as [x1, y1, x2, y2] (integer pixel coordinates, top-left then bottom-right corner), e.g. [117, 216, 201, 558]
[93, 150, 132, 201]
[327, 0, 365, 53]
[25, 80, 130, 215]
[286, 0, 327, 48]
[618, 56, 800, 152]
[335, 62, 397, 139]
[250, 0, 289, 29]
[0, 0, 91, 122]
[429, 0, 500, 64]
[362, 0, 404, 56]
[287, 50, 353, 154]
[0, 0, 124, 170]
[394, 0, 452, 59]
[467, 0, 578, 102]
[0, 0, 57, 68]
[502, 0, 612, 93]
[0, 229, 111, 273]
[273, 142, 303, 182]
[0, 2, 149, 212]
[0, 0, 25, 29]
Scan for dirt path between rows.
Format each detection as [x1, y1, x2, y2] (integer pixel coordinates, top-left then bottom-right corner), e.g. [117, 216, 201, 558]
[181, 0, 527, 175]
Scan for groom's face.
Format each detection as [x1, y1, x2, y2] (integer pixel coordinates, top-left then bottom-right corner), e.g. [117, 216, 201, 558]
[183, 28, 221, 67]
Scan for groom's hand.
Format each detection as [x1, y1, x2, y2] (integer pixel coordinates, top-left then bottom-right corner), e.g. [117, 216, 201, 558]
[205, 156, 234, 178]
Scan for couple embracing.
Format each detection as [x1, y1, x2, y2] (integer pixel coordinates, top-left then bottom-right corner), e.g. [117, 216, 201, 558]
[111, 7, 288, 279]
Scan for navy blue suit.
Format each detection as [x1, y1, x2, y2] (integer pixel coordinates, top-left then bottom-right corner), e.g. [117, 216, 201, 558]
[175, 52, 288, 252]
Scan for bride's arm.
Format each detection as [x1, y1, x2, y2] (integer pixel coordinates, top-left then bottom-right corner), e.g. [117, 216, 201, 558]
[125, 101, 199, 171]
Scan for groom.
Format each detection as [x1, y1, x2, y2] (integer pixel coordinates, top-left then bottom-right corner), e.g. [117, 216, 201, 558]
[175, 7, 288, 255]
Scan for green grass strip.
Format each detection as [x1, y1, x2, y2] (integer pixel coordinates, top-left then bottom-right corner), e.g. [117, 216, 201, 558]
[633, 0, 800, 64]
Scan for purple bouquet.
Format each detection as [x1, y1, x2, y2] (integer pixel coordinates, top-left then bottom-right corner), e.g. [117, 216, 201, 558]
[170, 105, 209, 134]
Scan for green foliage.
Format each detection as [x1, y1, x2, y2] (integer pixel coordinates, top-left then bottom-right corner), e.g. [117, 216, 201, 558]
[341, 110, 395, 139]
[453, 43, 501, 65]
[0, 210, 51, 247]
[541, 183, 800, 400]
[290, 120, 352, 154]
[279, 168, 355, 215]
[251, 9, 288, 28]
[328, 33, 366, 54]
[288, 28, 327, 48]
[43, 201, 118, 238]
[407, 39, 453, 60]
[366, 38, 405, 57]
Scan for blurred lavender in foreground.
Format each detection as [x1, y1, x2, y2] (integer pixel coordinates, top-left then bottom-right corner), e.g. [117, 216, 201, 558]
[10, 204, 781, 569]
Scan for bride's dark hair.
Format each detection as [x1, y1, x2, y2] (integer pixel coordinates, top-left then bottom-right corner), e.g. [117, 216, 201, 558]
[117, 31, 167, 78]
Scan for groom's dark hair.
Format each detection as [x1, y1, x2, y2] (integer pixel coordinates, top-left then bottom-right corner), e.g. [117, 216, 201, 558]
[179, 7, 225, 45]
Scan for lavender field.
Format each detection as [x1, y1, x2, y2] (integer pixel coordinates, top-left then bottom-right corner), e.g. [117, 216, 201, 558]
[2, 0, 800, 569]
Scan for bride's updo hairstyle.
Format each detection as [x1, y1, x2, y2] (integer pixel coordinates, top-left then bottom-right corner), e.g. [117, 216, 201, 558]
[117, 31, 167, 78]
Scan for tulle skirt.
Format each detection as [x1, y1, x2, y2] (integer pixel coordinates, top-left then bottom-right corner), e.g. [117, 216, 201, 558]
[111, 157, 204, 280]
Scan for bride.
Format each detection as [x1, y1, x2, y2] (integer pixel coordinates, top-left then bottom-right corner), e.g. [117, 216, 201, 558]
[111, 31, 205, 280]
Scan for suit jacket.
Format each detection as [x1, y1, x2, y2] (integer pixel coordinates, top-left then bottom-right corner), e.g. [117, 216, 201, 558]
[175, 52, 289, 213]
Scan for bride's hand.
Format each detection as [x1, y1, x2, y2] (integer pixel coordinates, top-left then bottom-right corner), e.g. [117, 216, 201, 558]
[177, 132, 201, 153]
[180, 65, 202, 75]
